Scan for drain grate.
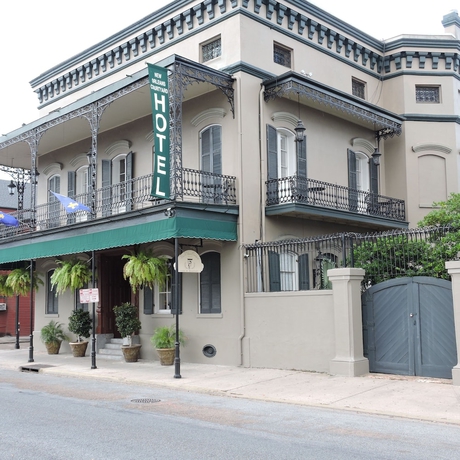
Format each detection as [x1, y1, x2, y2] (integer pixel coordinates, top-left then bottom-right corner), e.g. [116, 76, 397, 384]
[20, 364, 55, 373]
[131, 398, 161, 404]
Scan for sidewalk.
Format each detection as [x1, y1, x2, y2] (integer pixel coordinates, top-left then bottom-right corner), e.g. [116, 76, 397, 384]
[1, 337, 460, 425]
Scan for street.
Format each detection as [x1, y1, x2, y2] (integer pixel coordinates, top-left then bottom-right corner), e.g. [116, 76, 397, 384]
[1, 369, 460, 459]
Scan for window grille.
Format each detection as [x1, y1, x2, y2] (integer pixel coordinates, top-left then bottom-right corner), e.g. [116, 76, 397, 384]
[202, 38, 221, 62]
[273, 43, 291, 68]
[352, 79, 366, 99]
[416, 86, 440, 103]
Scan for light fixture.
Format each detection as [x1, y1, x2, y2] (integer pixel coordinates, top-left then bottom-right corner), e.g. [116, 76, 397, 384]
[7, 180, 16, 195]
[294, 92, 306, 142]
[372, 147, 381, 165]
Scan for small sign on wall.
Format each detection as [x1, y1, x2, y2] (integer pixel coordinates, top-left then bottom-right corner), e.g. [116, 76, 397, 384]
[0, 303, 6, 311]
[177, 250, 204, 273]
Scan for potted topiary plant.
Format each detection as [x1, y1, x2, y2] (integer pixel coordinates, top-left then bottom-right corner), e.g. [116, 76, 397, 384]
[113, 302, 142, 362]
[68, 309, 92, 357]
[40, 320, 69, 354]
[150, 325, 186, 365]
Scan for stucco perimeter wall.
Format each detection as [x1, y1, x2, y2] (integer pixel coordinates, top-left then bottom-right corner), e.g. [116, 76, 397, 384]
[243, 291, 334, 372]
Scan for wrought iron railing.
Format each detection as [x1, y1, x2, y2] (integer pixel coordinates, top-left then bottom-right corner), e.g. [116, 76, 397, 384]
[243, 227, 455, 293]
[266, 176, 405, 221]
[0, 169, 237, 238]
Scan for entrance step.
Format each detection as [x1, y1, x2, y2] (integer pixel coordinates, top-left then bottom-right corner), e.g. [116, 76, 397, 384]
[98, 338, 124, 361]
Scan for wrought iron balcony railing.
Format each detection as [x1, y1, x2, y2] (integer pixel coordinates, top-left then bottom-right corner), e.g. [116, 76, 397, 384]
[266, 176, 405, 221]
[0, 169, 237, 239]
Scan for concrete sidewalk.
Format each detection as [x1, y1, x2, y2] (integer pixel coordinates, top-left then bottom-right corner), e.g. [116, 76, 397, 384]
[1, 338, 460, 425]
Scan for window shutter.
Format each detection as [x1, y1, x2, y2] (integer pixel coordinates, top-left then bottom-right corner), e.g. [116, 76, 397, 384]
[296, 137, 307, 178]
[268, 250, 281, 292]
[200, 252, 221, 314]
[170, 269, 182, 315]
[347, 149, 358, 212]
[67, 171, 76, 224]
[201, 129, 211, 172]
[267, 125, 279, 204]
[101, 159, 112, 217]
[212, 126, 222, 174]
[126, 152, 134, 211]
[369, 157, 379, 213]
[298, 254, 310, 290]
[143, 286, 154, 315]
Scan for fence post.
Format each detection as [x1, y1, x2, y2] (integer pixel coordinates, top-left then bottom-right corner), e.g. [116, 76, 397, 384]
[446, 261, 460, 385]
[328, 267, 369, 377]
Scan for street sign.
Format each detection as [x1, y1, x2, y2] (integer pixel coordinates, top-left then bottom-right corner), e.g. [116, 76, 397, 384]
[79, 288, 99, 304]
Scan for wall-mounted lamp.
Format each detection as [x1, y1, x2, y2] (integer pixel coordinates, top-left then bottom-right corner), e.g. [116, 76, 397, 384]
[164, 207, 175, 218]
[372, 147, 381, 165]
[7, 180, 16, 195]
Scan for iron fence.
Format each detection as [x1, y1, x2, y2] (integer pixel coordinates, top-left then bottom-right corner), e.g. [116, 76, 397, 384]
[266, 175, 406, 221]
[243, 226, 456, 293]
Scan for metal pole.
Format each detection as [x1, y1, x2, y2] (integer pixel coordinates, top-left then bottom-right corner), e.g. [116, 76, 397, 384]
[28, 260, 34, 362]
[91, 250, 97, 369]
[15, 295, 20, 349]
[174, 237, 181, 378]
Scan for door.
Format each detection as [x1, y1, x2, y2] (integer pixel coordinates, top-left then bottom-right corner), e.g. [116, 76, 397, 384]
[362, 277, 457, 379]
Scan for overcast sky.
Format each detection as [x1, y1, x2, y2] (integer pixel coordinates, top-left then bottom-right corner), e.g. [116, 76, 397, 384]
[0, 0, 457, 135]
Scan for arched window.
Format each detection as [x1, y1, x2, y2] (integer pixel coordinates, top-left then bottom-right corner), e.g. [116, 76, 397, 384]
[348, 149, 378, 213]
[200, 252, 221, 314]
[46, 270, 58, 314]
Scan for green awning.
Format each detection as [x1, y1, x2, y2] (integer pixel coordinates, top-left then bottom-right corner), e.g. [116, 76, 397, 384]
[0, 216, 237, 264]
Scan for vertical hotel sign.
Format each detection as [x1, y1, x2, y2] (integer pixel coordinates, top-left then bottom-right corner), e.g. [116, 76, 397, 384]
[148, 63, 170, 199]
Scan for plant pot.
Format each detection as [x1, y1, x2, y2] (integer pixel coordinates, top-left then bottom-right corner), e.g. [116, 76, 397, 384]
[69, 341, 89, 357]
[156, 347, 175, 366]
[121, 344, 142, 362]
[45, 341, 61, 355]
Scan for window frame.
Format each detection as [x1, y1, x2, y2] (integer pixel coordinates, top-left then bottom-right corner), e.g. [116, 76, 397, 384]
[199, 252, 222, 314]
[352, 77, 366, 100]
[273, 42, 292, 68]
[201, 36, 222, 63]
[415, 85, 441, 103]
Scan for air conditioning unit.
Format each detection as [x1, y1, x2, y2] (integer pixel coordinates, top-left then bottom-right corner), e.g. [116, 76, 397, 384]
[0, 303, 6, 311]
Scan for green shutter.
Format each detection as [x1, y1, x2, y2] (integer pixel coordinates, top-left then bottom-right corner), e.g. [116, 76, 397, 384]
[348, 149, 358, 212]
[296, 137, 308, 201]
[368, 157, 379, 213]
[126, 152, 134, 212]
[298, 254, 310, 290]
[268, 250, 281, 292]
[267, 125, 279, 204]
[200, 252, 221, 314]
[101, 159, 112, 217]
[212, 126, 222, 175]
[143, 286, 153, 315]
[171, 269, 182, 315]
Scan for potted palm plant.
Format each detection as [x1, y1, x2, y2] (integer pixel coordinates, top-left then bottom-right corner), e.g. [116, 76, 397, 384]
[113, 302, 142, 362]
[40, 320, 70, 354]
[150, 325, 186, 365]
[68, 309, 92, 357]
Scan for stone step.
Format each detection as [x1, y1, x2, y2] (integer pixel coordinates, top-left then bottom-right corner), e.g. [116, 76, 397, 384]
[99, 348, 123, 356]
[110, 338, 124, 345]
[105, 343, 122, 350]
[97, 352, 123, 361]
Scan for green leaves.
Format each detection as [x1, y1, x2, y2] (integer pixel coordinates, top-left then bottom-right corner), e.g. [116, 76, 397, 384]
[150, 325, 185, 349]
[122, 250, 168, 293]
[68, 309, 92, 342]
[5, 267, 43, 296]
[50, 258, 92, 294]
[0, 274, 14, 297]
[113, 302, 142, 338]
[40, 320, 70, 345]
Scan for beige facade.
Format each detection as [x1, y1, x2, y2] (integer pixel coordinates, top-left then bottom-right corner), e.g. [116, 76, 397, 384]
[0, 1, 459, 372]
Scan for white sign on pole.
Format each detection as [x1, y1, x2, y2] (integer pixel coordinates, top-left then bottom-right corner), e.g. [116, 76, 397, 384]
[79, 288, 99, 304]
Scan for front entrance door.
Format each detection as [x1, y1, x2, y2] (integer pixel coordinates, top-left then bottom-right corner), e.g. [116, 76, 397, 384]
[362, 277, 457, 379]
[98, 254, 132, 337]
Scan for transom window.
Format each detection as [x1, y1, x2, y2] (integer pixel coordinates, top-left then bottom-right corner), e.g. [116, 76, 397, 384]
[416, 86, 440, 103]
[202, 37, 221, 63]
[352, 78, 366, 99]
[274, 43, 292, 68]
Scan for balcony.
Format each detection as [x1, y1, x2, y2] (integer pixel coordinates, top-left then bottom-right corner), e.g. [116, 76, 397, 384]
[0, 168, 237, 240]
[266, 176, 406, 227]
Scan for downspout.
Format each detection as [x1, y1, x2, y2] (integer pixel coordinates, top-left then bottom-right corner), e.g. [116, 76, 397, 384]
[259, 83, 266, 242]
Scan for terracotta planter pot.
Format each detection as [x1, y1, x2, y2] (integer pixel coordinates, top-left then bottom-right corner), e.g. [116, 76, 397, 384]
[156, 347, 175, 366]
[121, 344, 142, 362]
[45, 341, 61, 355]
[69, 341, 89, 357]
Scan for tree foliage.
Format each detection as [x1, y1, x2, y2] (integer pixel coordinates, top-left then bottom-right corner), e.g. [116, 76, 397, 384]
[113, 302, 141, 339]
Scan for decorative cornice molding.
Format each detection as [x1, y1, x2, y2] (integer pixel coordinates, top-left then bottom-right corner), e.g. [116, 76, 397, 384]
[271, 111, 298, 127]
[403, 114, 460, 124]
[191, 108, 227, 126]
[105, 140, 132, 157]
[69, 153, 90, 167]
[352, 137, 375, 155]
[43, 162, 63, 176]
[412, 143, 452, 154]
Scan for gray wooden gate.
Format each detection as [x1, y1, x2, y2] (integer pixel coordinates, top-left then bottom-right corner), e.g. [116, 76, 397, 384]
[362, 277, 457, 379]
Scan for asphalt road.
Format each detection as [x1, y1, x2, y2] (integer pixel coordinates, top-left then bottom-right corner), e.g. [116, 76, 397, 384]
[1, 368, 460, 459]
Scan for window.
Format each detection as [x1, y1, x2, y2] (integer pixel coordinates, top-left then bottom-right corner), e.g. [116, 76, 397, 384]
[46, 270, 58, 314]
[268, 251, 309, 292]
[48, 175, 61, 228]
[267, 125, 306, 204]
[273, 43, 292, 68]
[348, 149, 378, 213]
[200, 125, 223, 203]
[352, 78, 366, 99]
[202, 37, 221, 62]
[416, 86, 440, 103]
[200, 252, 221, 314]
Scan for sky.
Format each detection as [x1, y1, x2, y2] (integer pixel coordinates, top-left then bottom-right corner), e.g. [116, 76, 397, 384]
[0, 0, 457, 136]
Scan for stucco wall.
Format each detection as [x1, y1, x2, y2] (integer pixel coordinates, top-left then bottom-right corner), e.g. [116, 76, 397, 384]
[242, 290, 334, 372]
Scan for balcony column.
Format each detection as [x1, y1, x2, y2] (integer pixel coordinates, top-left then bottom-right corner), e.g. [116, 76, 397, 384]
[328, 267, 369, 376]
[168, 61, 183, 200]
